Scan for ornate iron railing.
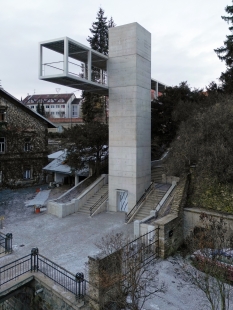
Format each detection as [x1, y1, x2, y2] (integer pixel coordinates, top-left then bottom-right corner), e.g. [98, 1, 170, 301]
[0, 232, 12, 255]
[0, 248, 86, 300]
[125, 182, 154, 223]
[90, 192, 108, 217]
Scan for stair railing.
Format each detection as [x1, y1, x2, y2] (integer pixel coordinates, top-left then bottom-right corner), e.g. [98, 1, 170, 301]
[90, 192, 108, 217]
[154, 181, 177, 213]
[125, 182, 154, 223]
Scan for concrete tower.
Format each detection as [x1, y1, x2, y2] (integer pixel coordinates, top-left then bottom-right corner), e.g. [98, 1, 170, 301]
[108, 23, 151, 212]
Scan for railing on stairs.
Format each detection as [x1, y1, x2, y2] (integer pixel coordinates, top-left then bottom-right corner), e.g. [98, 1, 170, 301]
[125, 182, 154, 223]
[154, 181, 177, 213]
[89, 192, 108, 217]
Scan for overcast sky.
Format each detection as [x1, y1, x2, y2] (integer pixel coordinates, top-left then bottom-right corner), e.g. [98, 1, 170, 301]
[0, 0, 229, 100]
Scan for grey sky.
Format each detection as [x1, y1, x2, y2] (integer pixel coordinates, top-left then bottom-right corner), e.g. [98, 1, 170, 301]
[0, 0, 229, 99]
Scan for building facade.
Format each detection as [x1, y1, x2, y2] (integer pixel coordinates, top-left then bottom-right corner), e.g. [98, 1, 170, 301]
[0, 88, 56, 187]
[22, 93, 82, 119]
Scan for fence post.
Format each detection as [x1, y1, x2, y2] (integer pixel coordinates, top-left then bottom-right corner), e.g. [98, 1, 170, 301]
[76, 272, 84, 300]
[5, 233, 12, 253]
[31, 248, 39, 272]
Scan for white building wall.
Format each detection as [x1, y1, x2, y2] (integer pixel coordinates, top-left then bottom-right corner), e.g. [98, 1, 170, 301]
[108, 23, 151, 212]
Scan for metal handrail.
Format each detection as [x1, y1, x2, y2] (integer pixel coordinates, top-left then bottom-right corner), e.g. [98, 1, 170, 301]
[0, 232, 12, 255]
[125, 182, 154, 223]
[90, 192, 108, 217]
[0, 249, 86, 300]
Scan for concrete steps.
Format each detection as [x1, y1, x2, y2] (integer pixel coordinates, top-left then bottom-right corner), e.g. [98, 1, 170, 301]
[77, 184, 108, 215]
[133, 184, 169, 221]
[151, 166, 165, 183]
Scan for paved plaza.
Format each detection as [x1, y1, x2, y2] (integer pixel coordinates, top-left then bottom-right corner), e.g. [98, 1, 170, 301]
[1, 185, 232, 309]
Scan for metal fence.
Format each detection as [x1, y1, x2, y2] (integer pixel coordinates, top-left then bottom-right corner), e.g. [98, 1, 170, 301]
[0, 248, 86, 300]
[0, 254, 31, 287]
[122, 228, 159, 274]
[0, 233, 12, 255]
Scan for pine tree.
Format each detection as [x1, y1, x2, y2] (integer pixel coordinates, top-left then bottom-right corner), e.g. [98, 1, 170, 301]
[82, 8, 115, 123]
[87, 7, 109, 55]
[214, 2, 233, 93]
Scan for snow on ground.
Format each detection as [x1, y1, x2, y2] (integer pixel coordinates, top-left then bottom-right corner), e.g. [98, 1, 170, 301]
[1, 186, 233, 309]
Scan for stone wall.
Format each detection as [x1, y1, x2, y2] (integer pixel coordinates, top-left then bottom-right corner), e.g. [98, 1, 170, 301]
[154, 176, 189, 258]
[1, 275, 89, 310]
[0, 93, 49, 187]
[88, 251, 122, 310]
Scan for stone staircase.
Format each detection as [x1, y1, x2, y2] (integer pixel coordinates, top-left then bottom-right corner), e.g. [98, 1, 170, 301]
[133, 183, 170, 221]
[77, 184, 108, 215]
[151, 166, 165, 183]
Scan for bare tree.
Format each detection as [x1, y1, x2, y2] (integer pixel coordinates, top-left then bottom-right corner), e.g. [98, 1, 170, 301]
[93, 231, 166, 310]
[183, 213, 233, 310]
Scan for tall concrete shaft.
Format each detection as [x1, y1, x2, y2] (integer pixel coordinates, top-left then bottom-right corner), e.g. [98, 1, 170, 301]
[108, 23, 151, 212]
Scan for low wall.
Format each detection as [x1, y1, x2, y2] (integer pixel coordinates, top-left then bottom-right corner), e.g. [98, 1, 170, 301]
[184, 207, 233, 239]
[47, 174, 108, 218]
[1, 274, 87, 310]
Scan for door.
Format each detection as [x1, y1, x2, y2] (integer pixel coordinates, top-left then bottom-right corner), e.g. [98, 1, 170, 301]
[117, 190, 128, 212]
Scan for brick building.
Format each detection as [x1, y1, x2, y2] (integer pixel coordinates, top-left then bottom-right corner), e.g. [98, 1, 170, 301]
[0, 88, 56, 187]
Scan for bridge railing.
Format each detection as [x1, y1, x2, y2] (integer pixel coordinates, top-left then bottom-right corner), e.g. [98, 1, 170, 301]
[0, 232, 13, 255]
[0, 248, 86, 301]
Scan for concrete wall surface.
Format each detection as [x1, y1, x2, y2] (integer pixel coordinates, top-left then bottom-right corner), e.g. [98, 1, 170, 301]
[47, 174, 108, 218]
[108, 23, 151, 212]
[184, 207, 233, 239]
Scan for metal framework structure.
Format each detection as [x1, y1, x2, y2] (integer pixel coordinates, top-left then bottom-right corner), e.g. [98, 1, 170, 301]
[39, 37, 109, 95]
[39, 37, 167, 97]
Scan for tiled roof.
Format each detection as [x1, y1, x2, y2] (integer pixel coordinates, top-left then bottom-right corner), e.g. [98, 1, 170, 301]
[22, 93, 74, 104]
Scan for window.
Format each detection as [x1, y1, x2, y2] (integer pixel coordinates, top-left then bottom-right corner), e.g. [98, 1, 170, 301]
[58, 99, 64, 103]
[30, 106, 34, 109]
[0, 137, 5, 153]
[61, 105, 65, 108]
[56, 105, 60, 108]
[72, 106, 78, 117]
[46, 105, 49, 108]
[56, 112, 60, 115]
[24, 138, 32, 151]
[51, 105, 54, 108]
[51, 112, 54, 115]
[23, 168, 31, 179]
[0, 110, 7, 122]
[24, 142, 32, 151]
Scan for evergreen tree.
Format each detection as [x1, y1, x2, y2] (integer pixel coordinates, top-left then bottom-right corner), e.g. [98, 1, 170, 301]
[36, 103, 41, 114]
[87, 7, 110, 55]
[215, 2, 233, 93]
[82, 8, 115, 123]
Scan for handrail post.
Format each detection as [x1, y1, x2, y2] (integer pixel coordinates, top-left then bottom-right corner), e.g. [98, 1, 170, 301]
[31, 248, 39, 272]
[76, 272, 84, 300]
[5, 233, 12, 253]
